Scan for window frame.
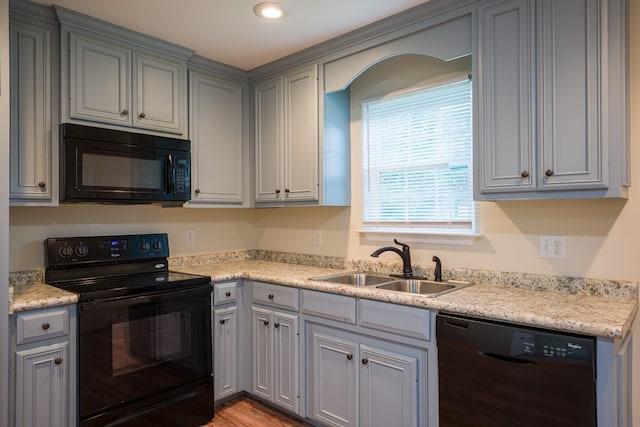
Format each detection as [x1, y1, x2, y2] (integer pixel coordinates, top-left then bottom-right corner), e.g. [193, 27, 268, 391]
[357, 74, 480, 245]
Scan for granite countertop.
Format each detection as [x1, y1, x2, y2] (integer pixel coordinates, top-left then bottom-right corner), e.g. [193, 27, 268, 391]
[10, 282, 78, 313]
[176, 260, 638, 339]
[9, 259, 638, 339]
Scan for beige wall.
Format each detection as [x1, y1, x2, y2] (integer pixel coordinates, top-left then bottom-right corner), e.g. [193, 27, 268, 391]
[9, 205, 257, 271]
[9, 1, 640, 283]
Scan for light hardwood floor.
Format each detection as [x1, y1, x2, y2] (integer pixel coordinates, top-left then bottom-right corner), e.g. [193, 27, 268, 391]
[203, 396, 311, 427]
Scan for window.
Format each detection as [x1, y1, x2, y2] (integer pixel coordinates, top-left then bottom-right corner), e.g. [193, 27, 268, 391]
[361, 77, 474, 235]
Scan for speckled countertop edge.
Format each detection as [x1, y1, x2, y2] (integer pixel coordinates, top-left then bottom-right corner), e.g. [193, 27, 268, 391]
[9, 251, 638, 338]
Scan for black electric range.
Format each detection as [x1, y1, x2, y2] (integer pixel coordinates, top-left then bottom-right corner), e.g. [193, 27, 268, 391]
[44, 233, 214, 427]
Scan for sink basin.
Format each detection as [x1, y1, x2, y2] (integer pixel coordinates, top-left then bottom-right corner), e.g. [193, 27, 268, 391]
[310, 272, 393, 286]
[375, 279, 471, 297]
[311, 273, 473, 296]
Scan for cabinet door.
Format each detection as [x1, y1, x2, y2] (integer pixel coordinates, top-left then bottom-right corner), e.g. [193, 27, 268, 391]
[283, 64, 319, 202]
[359, 345, 418, 427]
[214, 306, 238, 401]
[9, 21, 54, 203]
[476, 0, 535, 194]
[15, 342, 68, 427]
[273, 311, 299, 414]
[190, 72, 243, 203]
[255, 76, 283, 202]
[134, 53, 185, 134]
[252, 306, 273, 401]
[69, 33, 131, 125]
[537, 0, 604, 190]
[310, 331, 358, 427]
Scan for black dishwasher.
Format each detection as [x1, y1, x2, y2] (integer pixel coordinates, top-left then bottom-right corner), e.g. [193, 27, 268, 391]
[436, 313, 596, 427]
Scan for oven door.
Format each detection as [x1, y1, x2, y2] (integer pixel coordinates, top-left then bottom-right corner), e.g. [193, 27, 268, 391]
[78, 285, 212, 420]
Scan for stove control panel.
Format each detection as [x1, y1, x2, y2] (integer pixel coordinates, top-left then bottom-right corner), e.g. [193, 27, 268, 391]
[46, 233, 170, 266]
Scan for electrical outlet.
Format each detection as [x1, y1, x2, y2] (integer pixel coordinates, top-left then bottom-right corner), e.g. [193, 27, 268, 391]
[185, 229, 195, 245]
[313, 230, 322, 246]
[539, 236, 566, 259]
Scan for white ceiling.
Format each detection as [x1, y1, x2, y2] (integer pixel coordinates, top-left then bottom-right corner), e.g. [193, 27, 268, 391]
[30, 0, 431, 70]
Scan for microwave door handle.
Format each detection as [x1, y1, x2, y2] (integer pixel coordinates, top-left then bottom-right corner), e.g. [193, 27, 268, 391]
[166, 154, 175, 194]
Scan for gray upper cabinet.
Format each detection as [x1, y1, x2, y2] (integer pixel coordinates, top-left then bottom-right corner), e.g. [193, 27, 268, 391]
[69, 33, 131, 127]
[188, 66, 245, 205]
[475, 0, 629, 200]
[255, 75, 283, 203]
[255, 64, 319, 205]
[57, 6, 192, 136]
[9, 1, 59, 206]
[133, 52, 184, 133]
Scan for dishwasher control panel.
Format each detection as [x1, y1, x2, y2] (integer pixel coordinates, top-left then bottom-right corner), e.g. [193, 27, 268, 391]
[511, 331, 591, 360]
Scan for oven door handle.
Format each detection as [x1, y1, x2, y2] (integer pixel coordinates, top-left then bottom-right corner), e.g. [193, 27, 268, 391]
[80, 286, 211, 311]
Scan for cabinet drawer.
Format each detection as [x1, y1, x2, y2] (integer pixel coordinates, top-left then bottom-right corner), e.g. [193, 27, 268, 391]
[359, 300, 431, 341]
[214, 281, 238, 306]
[16, 306, 70, 345]
[302, 290, 356, 324]
[251, 282, 299, 311]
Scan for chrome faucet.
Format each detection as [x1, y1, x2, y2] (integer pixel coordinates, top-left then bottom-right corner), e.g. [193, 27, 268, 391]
[370, 239, 414, 278]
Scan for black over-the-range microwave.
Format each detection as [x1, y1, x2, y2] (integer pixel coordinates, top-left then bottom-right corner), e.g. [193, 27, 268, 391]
[60, 123, 191, 205]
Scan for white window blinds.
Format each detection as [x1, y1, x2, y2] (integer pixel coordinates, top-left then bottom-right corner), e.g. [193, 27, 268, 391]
[362, 78, 473, 231]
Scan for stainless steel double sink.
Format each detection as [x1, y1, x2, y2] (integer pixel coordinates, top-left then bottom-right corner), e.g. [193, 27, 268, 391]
[309, 272, 472, 297]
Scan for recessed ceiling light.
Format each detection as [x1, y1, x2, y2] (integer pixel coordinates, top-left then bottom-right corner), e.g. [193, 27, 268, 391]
[253, 2, 286, 20]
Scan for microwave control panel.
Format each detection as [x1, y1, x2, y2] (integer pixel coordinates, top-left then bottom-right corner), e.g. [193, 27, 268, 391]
[174, 158, 189, 194]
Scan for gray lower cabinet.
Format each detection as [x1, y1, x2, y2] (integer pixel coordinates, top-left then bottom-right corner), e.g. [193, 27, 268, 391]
[10, 305, 77, 427]
[250, 282, 301, 415]
[309, 326, 420, 427]
[303, 290, 432, 427]
[213, 281, 240, 401]
[596, 318, 638, 427]
[475, 0, 629, 200]
[9, 1, 58, 206]
[214, 306, 238, 399]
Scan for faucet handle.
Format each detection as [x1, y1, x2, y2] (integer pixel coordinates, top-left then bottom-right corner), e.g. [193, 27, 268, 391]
[393, 239, 410, 252]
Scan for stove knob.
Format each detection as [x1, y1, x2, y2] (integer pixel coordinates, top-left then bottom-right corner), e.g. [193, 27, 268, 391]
[152, 240, 161, 251]
[58, 245, 73, 258]
[75, 244, 89, 257]
[140, 241, 150, 251]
